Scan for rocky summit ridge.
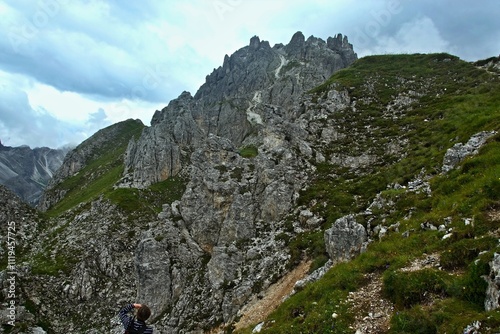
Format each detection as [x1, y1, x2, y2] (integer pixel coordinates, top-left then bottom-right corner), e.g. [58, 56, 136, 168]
[2, 31, 500, 334]
[120, 31, 356, 188]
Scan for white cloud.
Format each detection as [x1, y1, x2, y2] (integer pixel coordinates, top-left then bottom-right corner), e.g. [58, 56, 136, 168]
[0, 70, 155, 148]
[359, 16, 454, 57]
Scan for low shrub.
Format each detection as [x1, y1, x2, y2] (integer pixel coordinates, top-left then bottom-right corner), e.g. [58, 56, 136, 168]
[450, 259, 490, 308]
[383, 268, 451, 308]
[389, 306, 437, 334]
[440, 236, 498, 270]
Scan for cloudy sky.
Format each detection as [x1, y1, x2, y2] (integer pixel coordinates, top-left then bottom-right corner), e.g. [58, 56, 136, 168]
[0, 0, 499, 148]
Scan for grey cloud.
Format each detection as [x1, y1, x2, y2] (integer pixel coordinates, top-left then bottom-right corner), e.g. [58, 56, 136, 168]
[301, 0, 499, 61]
[1, 0, 188, 103]
[0, 84, 108, 148]
[88, 108, 108, 125]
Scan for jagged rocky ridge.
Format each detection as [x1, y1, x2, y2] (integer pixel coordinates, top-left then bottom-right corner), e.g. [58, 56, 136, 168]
[0, 142, 68, 205]
[120, 32, 356, 188]
[3, 33, 500, 334]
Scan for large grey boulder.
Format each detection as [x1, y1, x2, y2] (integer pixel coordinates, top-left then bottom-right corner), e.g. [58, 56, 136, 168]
[324, 214, 368, 263]
[442, 131, 497, 173]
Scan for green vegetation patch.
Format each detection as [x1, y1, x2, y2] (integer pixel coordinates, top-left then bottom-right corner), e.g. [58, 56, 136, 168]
[383, 268, 452, 308]
[239, 145, 259, 158]
[31, 250, 79, 276]
[45, 120, 144, 216]
[105, 176, 187, 214]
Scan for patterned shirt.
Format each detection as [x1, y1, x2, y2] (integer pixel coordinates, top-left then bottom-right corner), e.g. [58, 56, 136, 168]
[119, 304, 154, 334]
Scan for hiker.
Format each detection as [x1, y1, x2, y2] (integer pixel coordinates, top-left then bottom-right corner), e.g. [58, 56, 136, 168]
[119, 303, 153, 334]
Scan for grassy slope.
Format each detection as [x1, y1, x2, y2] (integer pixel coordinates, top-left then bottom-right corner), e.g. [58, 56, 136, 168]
[31, 119, 186, 276]
[44, 119, 186, 218]
[237, 54, 500, 333]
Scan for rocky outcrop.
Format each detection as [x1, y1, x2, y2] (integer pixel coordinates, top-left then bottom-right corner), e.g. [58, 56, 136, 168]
[122, 32, 357, 188]
[442, 131, 497, 173]
[134, 131, 310, 331]
[484, 253, 500, 311]
[0, 186, 43, 331]
[0, 143, 68, 205]
[324, 215, 368, 264]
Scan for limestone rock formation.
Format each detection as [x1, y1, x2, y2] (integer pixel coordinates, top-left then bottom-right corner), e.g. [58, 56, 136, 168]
[0, 186, 42, 332]
[485, 253, 500, 311]
[122, 31, 357, 188]
[324, 214, 368, 263]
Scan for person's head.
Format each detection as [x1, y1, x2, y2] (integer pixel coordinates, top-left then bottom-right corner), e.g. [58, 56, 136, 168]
[137, 305, 151, 322]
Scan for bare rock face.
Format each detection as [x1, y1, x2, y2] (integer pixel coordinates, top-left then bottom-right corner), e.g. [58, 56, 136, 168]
[485, 252, 500, 311]
[122, 32, 357, 188]
[134, 132, 310, 331]
[0, 186, 43, 331]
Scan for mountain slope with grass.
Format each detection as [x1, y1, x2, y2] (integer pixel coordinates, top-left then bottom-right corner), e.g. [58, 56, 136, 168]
[1, 39, 499, 333]
[235, 54, 500, 333]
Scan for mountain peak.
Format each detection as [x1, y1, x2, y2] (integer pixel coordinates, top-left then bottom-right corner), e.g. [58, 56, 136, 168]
[249, 35, 261, 50]
[290, 31, 306, 44]
[127, 31, 357, 188]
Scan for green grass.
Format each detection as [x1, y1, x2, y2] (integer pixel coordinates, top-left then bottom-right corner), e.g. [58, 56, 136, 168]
[105, 176, 187, 214]
[239, 145, 259, 158]
[383, 268, 452, 308]
[44, 119, 144, 216]
[30, 249, 80, 276]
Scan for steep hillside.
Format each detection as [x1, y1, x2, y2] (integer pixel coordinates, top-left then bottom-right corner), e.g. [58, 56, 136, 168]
[0, 143, 68, 205]
[235, 54, 500, 333]
[1, 34, 499, 334]
[37, 118, 146, 214]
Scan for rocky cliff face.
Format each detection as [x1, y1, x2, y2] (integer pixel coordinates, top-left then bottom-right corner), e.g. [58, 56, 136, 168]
[0, 142, 68, 205]
[121, 32, 357, 188]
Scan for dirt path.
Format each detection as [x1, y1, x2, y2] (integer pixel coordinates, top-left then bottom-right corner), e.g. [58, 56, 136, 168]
[348, 273, 394, 334]
[233, 260, 312, 331]
[348, 253, 442, 333]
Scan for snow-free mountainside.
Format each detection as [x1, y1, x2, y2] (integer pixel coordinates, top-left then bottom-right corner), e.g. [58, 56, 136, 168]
[0, 143, 68, 206]
[0, 32, 499, 333]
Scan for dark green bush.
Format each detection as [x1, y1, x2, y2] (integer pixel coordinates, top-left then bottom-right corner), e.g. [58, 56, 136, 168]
[440, 237, 498, 270]
[451, 260, 490, 308]
[484, 178, 500, 200]
[389, 306, 437, 334]
[383, 268, 451, 308]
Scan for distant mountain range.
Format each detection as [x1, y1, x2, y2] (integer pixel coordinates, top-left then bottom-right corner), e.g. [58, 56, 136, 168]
[0, 141, 69, 205]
